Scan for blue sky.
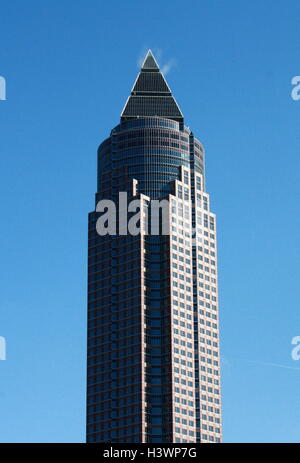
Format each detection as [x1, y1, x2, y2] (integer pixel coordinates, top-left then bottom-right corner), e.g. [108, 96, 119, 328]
[0, 0, 300, 443]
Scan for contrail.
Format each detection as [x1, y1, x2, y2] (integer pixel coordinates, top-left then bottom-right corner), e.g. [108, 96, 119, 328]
[246, 359, 300, 371]
[222, 356, 300, 371]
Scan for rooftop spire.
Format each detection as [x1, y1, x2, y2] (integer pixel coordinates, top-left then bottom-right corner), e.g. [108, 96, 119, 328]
[121, 50, 183, 123]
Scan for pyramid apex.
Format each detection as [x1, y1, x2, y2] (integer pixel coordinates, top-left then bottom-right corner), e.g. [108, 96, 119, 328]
[141, 50, 159, 71]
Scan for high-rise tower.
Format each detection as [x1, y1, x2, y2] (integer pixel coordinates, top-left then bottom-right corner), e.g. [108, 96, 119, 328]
[87, 51, 222, 443]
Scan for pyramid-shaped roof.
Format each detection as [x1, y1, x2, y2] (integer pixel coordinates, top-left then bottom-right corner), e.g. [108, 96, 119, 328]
[121, 50, 183, 123]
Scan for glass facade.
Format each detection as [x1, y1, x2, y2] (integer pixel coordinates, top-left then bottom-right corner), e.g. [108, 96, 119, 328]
[87, 51, 222, 443]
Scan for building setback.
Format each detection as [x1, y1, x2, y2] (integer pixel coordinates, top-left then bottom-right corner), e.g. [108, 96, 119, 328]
[87, 50, 222, 443]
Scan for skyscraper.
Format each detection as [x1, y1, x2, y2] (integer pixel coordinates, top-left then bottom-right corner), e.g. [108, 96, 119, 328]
[87, 51, 222, 443]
